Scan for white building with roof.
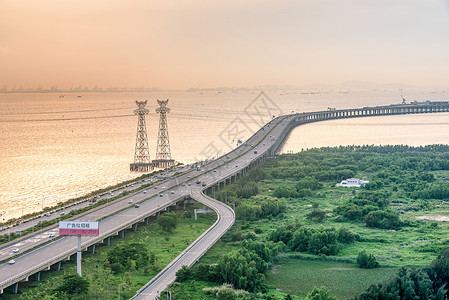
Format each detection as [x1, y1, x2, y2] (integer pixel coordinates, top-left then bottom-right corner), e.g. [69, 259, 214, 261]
[336, 178, 369, 187]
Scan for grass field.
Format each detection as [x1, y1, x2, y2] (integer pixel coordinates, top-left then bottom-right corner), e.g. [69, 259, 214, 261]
[266, 259, 398, 300]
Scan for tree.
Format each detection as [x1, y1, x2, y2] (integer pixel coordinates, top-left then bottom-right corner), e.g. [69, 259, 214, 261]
[305, 286, 337, 300]
[357, 250, 379, 269]
[364, 210, 401, 229]
[159, 212, 178, 233]
[107, 242, 149, 271]
[175, 265, 191, 282]
[215, 248, 267, 292]
[306, 209, 327, 222]
[54, 274, 89, 298]
[216, 288, 237, 300]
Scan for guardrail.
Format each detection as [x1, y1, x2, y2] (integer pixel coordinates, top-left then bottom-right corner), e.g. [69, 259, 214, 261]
[0, 194, 185, 291]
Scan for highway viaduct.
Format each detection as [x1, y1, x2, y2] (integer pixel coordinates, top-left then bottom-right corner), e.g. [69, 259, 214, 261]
[1, 100, 448, 297]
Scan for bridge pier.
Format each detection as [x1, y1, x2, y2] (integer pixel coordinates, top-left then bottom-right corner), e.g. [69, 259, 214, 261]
[53, 261, 61, 271]
[35, 271, 41, 282]
[132, 223, 138, 232]
[12, 282, 18, 294]
[145, 216, 150, 225]
[89, 245, 96, 254]
[119, 230, 125, 239]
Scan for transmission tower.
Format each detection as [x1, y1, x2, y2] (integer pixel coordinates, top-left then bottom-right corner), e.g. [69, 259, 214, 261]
[130, 100, 154, 172]
[152, 99, 175, 168]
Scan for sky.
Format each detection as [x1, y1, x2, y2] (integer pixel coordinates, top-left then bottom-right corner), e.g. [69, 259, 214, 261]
[1, 0, 449, 90]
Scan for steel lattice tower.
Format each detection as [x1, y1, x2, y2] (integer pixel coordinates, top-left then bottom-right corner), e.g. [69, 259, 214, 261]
[152, 99, 174, 168]
[130, 100, 154, 172]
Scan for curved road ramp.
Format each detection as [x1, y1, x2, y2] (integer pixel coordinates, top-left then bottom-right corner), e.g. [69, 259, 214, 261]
[131, 190, 235, 299]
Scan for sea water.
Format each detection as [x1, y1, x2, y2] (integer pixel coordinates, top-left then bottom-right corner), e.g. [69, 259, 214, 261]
[1, 89, 448, 220]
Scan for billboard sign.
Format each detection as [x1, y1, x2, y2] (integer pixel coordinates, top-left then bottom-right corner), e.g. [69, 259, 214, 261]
[59, 221, 99, 236]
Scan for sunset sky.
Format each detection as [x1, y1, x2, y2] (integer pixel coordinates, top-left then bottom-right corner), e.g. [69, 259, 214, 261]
[1, 0, 449, 90]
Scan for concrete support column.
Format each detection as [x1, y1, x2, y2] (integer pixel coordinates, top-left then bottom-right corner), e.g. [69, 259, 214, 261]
[90, 245, 96, 254]
[132, 224, 138, 232]
[156, 212, 160, 219]
[175, 202, 179, 209]
[183, 201, 187, 210]
[77, 235, 82, 276]
[12, 283, 18, 294]
[166, 206, 170, 213]
[145, 217, 150, 225]
[55, 261, 61, 271]
[105, 236, 111, 246]
[119, 230, 125, 239]
[35, 271, 41, 282]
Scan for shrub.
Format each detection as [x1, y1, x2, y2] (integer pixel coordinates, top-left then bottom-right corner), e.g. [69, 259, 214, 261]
[364, 210, 401, 229]
[356, 250, 379, 269]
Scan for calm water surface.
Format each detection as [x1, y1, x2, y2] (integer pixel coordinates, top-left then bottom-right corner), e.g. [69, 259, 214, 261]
[1, 90, 448, 219]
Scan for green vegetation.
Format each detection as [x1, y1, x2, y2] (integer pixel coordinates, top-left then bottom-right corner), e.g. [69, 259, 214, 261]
[355, 249, 449, 299]
[173, 145, 449, 299]
[2, 207, 215, 299]
[356, 250, 379, 269]
[265, 259, 396, 300]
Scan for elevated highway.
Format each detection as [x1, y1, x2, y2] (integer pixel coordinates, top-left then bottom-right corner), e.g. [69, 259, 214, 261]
[1, 100, 448, 296]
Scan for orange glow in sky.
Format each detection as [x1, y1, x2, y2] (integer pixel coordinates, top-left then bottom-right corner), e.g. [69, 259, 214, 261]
[1, 0, 449, 90]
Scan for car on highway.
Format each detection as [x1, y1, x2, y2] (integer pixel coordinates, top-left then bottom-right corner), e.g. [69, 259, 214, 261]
[12, 248, 19, 253]
[128, 200, 133, 204]
[154, 186, 157, 189]
[49, 233, 55, 238]
[160, 194, 163, 197]
[143, 190, 147, 194]
[60, 212, 65, 216]
[8, 260, 15, 265]
[170, 191, 175, 194]
[134, 204, 139, 208]
[188, 183, 191, 186]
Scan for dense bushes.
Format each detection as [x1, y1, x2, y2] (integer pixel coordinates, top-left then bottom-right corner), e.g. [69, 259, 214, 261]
[268, 226, 355, 256]
[356, 248, 449, 299]
[158, 212, 178, 233]
[176, 240, 279, 293]
[106, 242, 149, 272]
[216, 248, 268, 292]
[334, 189, 402, 229]
[236, 197, 287, 221]
[364, 210, 401, 230]
[356, 250, 378, 269]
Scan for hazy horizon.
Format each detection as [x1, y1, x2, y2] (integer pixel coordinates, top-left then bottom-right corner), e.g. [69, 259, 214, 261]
[1, 0, 449, 91]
